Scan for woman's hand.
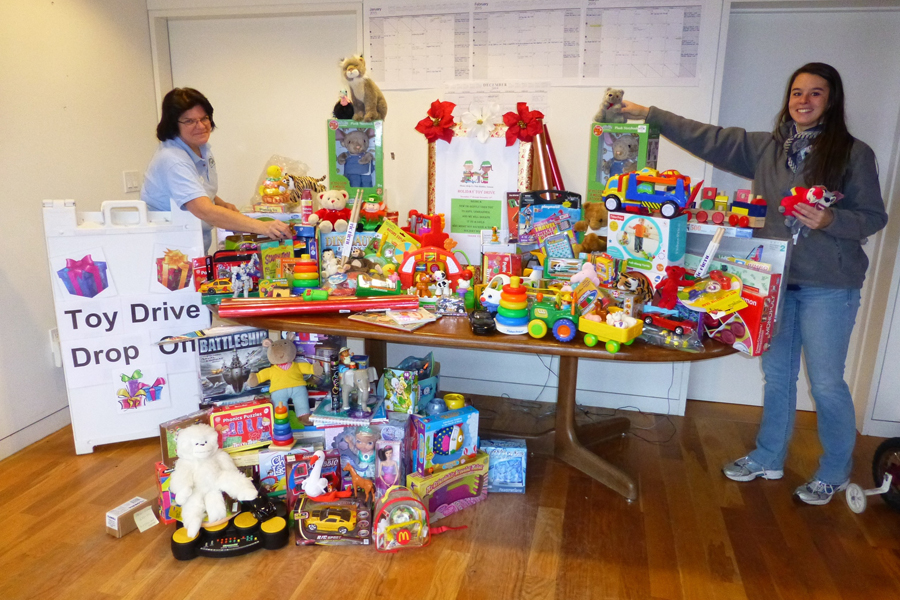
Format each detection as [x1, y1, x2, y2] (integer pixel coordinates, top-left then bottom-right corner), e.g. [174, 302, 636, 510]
[258, 219, 294, 240]
[621, 101, 650, 121]
[792, 202, 835, 230]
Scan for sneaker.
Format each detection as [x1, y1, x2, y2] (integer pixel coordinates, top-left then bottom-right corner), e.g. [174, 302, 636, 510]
[793, 479, 849, 505]
[722, 456, 784, 482]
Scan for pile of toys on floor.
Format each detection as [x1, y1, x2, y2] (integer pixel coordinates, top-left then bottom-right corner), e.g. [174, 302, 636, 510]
[146, 327, 528, 558]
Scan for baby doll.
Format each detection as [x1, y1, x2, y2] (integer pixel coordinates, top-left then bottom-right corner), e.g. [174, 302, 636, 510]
[354, 426, 378, 478]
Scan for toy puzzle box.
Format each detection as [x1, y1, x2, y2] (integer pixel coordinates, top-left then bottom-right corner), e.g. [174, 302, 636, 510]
[586, 123, 659, 203]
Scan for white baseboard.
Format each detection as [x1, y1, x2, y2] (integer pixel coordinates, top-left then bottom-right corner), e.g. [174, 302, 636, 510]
[0, 408, 71, 460]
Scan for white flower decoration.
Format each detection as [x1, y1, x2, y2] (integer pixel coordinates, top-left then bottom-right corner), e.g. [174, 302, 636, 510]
[460, 103, 503, 143]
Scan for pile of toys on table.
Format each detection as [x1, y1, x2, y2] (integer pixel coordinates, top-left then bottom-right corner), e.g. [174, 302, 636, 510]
[144, 326, 527, 558]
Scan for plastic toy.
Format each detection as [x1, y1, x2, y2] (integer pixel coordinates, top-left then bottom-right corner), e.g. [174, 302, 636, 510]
[199, 277, 233, 295]
[339, 55, 388, 121]
[527, 292, 577, 342]
[397, 246, 465, 293]
[603, 168, 693, 218]
[406, 451, 490, 522]
[478, 273, 511, 316]
[481, 438, 527, 493]
[259, 165, 291, 204]
[469, 309, 496, 335]
[642, 312, 695, 336]
[845, 437, 900, 513]
[577, 307, 643, 352]
[494, 276, 530, 335]
[374, 486, 431, 552]
[295, 495, 372, 545]
[308, 189, 351, 234]
[340, 365, 378, 412]
[171, 487, 289, 560]
[301, 450, 331, 498]
[344, 463, 376, 503]
[168, 424, 259, 538]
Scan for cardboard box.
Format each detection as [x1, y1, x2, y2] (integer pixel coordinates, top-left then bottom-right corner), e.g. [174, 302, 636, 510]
[106, 487, 159, 537]
[586, 122, 660, 204]
[407, 405, 480, 476]
[158, 408, 214, 467]
[210, 398, 274, 453]
[197, 326, 271, 402]
[406, 451, 490, 522]
[481, 439, 527, 493]
[606, 213, 687, 286]
[327, 118, 384, 200]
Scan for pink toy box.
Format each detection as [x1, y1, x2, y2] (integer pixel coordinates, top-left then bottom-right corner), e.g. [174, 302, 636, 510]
[406, 451, 490, 523]
[407, 405, 480, 476]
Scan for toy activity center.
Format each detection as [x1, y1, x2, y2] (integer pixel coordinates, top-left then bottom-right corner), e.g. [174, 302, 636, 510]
[5, 1, 900, 598]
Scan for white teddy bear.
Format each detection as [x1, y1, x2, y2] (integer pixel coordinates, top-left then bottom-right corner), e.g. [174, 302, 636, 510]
[168, 423, 258, 538]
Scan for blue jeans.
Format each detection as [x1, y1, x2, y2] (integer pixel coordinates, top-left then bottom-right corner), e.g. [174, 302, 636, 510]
[749, 286, 860, 485]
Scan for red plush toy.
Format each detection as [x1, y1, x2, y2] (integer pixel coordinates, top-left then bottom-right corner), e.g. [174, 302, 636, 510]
[779, 185, 842, 217]
[654, 265, 694, 310]
[308, 190, 352, 234]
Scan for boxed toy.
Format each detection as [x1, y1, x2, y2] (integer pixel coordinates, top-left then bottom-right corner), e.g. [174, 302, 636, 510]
[481, 438, 527, 493]
[155, 461, 179, 524]
[406, 451, 490, 523]
[586, 122, 659, 203]
[256, 445, 315, 497]
[105, 487, 159, 537]
[285, 450, 343, 511]
[294, 495, 372, 545]
[408, 405, 480, 476]
[518, 190, 582, 246]
[606, 213, 687, 287]
[327, 119, 384, 200]
[197, 326, 271, 401]
[210, 398, 274, 453]
[158, 408, 214, 467]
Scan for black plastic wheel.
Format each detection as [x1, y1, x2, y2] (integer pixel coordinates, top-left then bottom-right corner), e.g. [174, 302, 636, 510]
[872, 437, 900, 511]
[661, 201, 680, 218]
[604, 195, 622, 212]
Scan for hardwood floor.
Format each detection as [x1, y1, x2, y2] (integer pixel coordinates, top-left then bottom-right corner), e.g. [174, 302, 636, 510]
[2, 399, 899, 600]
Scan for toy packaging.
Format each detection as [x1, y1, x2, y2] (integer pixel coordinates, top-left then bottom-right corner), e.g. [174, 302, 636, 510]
[482, 252, 522, 282]
[158, 408, 214, 467]
[106, 487, 159, 538]
[406, 451, 490, 523]
[285, 450, 343, 511]
[197, 326, 271, 401]
[294, 494, 372, 546]
[481, 439, 527, 493]
[155, 461, 180, 524]
[375, 439, 403, 498]
[259, 240, 293, 280]
[210, 398, 274, 453]
[518, 190, 582, 246]
[408, 405, 480, 476]
[606, 213, 687, 287]
[373, 486, 430, 552]
[381, 368, 419, 414]
[327, 119, 384, 200]
[256, 445, 313, 497]
[586, 122, 659, 202]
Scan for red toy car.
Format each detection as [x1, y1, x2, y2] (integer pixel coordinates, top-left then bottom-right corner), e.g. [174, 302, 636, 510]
[643, 313, 695, 336]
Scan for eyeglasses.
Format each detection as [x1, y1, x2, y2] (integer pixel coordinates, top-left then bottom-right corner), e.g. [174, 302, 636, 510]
[178, 115, 211, 128]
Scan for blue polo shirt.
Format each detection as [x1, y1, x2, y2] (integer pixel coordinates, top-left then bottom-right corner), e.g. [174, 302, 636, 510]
[141, 136, 218, 249]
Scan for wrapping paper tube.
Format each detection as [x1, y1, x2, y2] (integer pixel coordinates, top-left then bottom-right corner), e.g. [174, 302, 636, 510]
[219, 295, 421, 318]
[543, 124, 565, 191]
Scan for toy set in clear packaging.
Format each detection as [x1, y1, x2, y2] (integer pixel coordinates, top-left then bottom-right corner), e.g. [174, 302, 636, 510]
[373, 486, 430, 552]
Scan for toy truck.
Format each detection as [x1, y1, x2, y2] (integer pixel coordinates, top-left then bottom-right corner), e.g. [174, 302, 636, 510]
[577, 313, 643, 353]
[602, 168, 692, 218]
[527, 296, 577, 342]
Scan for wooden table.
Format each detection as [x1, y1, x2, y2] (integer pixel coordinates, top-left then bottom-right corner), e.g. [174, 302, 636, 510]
[223, 313, 735, 501]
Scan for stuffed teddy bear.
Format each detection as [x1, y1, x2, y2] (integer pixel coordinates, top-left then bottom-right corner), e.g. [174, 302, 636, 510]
[169, 423, 258, 538]
[573, 201, 608, 254]
[248, 333, 315, 419]
[339, 55, 388, 122]
[320, 249, 341, 278]
[308, 190, 351, 234]
[336, 129, 376, 188]
[593, 88, 626, 123]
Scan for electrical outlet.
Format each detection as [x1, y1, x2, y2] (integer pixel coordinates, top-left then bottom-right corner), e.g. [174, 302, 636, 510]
[123, 170, 142, 194]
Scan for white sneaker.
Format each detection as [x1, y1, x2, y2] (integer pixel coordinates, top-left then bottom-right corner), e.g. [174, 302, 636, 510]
[793, 479, 849, 505]
[722, 456, 784, 482]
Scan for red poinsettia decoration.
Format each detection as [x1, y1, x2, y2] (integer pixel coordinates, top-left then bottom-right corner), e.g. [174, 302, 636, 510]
[503, 102, 544, 146]
[415, 100, 457, 143]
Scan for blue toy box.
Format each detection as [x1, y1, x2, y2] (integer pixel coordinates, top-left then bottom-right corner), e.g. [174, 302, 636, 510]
[481, 438, 527, 493]
[407, 405, 480, 476]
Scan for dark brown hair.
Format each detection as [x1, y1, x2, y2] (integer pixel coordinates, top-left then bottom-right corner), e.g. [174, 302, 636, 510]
[774, 63, 853, 191]
[155, 88, 216, 142]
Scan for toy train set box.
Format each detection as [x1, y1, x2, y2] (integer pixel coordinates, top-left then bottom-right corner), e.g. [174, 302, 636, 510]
[481, 439, 527, 493]
[406, 451, 490, 523]
[606, 213, 687, 286]
[407, 405, 480, 476]
[586, 122, 660, 201]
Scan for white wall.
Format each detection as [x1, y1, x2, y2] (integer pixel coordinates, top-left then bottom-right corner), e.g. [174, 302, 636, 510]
[0, 0, 161, 458]
[687, 6, 900, 419]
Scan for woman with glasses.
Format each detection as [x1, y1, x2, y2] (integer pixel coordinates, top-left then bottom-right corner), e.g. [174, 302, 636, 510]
[141, 88, 293, 250]
[621, 63, 887, 505]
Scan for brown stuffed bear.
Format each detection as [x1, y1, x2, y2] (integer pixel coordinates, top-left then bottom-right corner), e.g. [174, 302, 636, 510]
[573, 201, 608, 254]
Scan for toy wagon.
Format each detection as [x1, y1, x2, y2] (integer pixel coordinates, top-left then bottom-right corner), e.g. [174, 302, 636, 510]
[577, 313, 643, 353]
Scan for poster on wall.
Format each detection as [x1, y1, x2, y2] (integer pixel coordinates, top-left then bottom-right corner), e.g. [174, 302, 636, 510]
[433, 136, 520, 260]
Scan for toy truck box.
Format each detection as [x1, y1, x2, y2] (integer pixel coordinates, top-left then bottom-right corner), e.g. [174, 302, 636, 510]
[407, 405, 480, 476]
[606, 213, 687, 287]
[481, 438, 527, 493]
[586, 122, 660, 202]
[406, 451, 490, 523]
[294, 494, 372, 546]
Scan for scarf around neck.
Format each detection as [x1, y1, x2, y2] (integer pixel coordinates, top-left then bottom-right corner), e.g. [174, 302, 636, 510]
[784, 122, 823, 173]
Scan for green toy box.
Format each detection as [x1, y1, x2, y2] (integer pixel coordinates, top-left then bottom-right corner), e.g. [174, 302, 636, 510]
[327, 119, 384, 201]
[586, 123, 659, 204]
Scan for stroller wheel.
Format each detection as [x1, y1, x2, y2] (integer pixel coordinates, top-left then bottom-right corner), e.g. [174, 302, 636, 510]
[872, 437, 900, 511]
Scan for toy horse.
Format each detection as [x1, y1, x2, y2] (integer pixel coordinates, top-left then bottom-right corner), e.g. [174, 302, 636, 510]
[343, 463, 375, 503]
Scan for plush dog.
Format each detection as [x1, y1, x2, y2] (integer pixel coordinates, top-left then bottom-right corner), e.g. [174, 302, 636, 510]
[593, 88, 626, 123]
[573, 201, 608, 254]
[169, 424, 258, 538]
[308, 190, 351, 234]
[340, 55, 388, 122]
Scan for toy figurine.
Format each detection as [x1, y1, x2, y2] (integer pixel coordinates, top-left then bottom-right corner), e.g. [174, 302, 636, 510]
[431, 269, 452, 298]
[359, 195, 387, 231]
[247, 334, 315, 422]
[354, 426, 378, 478]
[376, 444, 400, 489]
[230, 265, 252, 298]
[340, 365, 378, 412]
[343, 462, 376, 503]
[301, 450, 331, 498]
[415, 273, 432, 298]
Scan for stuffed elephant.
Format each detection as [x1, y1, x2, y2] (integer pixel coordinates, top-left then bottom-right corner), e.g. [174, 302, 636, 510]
[341, 366, 378, 411]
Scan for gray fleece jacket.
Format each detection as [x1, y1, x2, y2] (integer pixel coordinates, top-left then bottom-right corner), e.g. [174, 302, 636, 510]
[646, 107, 887, 289]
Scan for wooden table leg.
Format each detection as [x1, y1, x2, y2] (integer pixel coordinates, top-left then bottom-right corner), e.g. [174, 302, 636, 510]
[364, 338, 387, 372]
[554, 355, 638, 501]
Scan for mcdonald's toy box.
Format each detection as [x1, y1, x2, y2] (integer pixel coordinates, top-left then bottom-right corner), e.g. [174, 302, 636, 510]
[406, 451, 490, 523]
[407, 405, 480, 476]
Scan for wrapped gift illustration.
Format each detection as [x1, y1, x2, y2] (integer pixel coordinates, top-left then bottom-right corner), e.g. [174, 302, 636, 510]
[156, 248, 193, 291]
[57, 254, 109, 298]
